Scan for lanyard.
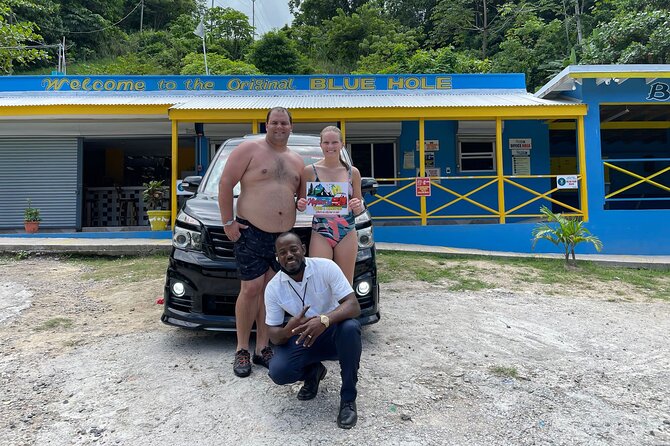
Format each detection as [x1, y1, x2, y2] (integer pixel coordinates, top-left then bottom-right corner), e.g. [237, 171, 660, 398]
[287, 277, 309, 306]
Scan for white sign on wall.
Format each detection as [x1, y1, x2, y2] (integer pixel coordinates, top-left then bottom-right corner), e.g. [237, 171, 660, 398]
[557, 175, 579, 189]
[509, 138, 532, 150]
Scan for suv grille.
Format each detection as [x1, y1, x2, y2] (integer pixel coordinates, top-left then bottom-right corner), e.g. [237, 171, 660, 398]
[207, 226, 234, 259]
[203, 293, 237, 316]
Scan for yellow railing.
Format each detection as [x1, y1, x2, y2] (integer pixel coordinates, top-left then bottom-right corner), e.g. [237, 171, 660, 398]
[604, 159, 670, 200]
[367, 174, 585, 224]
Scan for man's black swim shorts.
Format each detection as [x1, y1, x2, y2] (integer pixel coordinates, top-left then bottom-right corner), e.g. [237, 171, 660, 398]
[233, 217, 281, 281]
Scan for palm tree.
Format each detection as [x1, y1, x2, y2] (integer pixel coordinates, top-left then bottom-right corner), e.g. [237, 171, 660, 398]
[531, 206, 603, 266]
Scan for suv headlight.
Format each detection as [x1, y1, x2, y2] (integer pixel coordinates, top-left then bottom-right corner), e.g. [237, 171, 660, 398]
[173, 226, 203, 250]
[173, 211, 203, 250]
[357, 226, 374, 249]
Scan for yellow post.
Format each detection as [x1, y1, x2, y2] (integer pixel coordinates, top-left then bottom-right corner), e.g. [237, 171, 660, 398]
[495, 117, 505, 223]
[171, 119, 178, 228]
[252, 119, 259, 134]
[419, 118, 427, 225]
[340, 120, 346, 143]
[577, 115, 589, 221]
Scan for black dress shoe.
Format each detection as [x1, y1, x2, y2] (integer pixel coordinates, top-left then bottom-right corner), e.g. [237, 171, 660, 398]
[337, 400, 357, 429]
[297, 363, 327, 401]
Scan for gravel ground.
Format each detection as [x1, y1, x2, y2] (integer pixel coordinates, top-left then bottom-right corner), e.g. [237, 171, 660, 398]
[1, 257, 669, 446]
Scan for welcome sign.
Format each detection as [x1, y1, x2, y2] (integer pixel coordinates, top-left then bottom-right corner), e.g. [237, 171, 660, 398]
[0, 73, 527, 93]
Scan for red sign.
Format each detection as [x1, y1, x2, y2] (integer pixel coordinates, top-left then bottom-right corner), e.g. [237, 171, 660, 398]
[416, 177, 431, 196]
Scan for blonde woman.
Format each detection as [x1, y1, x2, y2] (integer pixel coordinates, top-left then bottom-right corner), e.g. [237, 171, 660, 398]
[296, 126, 365, 283]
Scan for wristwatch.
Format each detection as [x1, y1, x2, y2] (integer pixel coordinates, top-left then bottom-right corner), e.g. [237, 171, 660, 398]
[320, 314, 330, 328]
[223, 219, 235, 227]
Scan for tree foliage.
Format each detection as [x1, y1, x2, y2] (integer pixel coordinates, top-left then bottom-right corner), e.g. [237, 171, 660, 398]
[180, 53, 259, 75]
[289, 0, 368, 26]
[6, 0, 670, 92]
[0, 1, 49, 73]
[246, 30, 310, 74]
[205, 7, 253, 61]
[582, 3, 670, 63]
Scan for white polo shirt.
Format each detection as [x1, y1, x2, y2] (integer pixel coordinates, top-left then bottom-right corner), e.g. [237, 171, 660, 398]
[265, 257, 354, 326]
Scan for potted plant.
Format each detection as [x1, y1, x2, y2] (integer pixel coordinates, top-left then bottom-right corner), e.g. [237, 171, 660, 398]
[24, 199, 41, 234]
[142, 180, 171, 231]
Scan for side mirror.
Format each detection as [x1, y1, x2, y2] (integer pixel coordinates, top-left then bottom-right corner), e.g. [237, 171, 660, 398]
[361, 177, 378, 196]
[181, 175, 202, 193]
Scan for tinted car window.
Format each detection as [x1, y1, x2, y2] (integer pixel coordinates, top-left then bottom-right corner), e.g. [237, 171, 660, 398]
[201, 138, 347, 196]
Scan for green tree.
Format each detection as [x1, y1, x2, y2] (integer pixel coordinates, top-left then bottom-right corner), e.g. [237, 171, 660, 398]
[205, 7, 253, 61]
[371, 0, 438, 44]
[289, 0, 369, 26]
[60, 0, 129, 62]
[321, 4, 417, 72]
[430, 0, 529, 58]
[74, 53, 167, 75]
[246, 30, 310, 74]
[357, 45, 490, 74]
[120, 0, 198, 32]
[581, 1, 670, 64]
[0, 1, 49, 73]
[492, 8, 566, 91]
[180, 52, 259, 75]
[531, 205, 603, 266]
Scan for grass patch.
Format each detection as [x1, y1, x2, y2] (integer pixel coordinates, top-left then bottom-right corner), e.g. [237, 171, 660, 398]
[378, 251, 491, 290]
[36, 317, 73, 331]
[494, 257, 670, 301]
[64, 254, 169, 283]
[377, 251, 670, 300]
[489, 365, 518, 379]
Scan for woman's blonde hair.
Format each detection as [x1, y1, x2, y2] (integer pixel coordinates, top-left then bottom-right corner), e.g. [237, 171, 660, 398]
[320, 125, 349, 169]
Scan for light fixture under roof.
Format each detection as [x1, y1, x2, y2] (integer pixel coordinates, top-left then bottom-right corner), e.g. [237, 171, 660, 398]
[603, 107, 630, 123]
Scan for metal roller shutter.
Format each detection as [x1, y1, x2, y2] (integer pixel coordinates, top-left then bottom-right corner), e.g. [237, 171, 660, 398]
[0, 137, 80, 229]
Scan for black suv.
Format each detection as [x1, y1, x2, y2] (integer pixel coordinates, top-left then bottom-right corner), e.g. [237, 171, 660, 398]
[161, 134, 380, 330]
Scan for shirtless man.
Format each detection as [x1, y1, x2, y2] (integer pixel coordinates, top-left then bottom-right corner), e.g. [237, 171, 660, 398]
[218, 107, 305, 377]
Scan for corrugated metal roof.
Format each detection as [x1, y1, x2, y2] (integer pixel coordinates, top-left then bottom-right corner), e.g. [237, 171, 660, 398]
[170, 90, 574, 110]
[0, 92, 188, 107]
[536, 64, 670, 98]
[0, 89, 576, 109]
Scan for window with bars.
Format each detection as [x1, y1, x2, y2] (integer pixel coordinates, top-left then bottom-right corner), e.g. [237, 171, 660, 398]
[349, 142, 396, 185]
[458, 138, 496, 173]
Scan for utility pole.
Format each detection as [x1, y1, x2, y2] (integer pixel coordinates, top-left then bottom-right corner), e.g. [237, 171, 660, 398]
[251, 0, 256, 38]
[210, 0, 215, 31]
[140, 0, 144, 33]
[61, 36, 66, 74]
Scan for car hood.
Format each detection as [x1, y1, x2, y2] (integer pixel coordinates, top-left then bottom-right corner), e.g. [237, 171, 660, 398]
[182, 194, 312, 228]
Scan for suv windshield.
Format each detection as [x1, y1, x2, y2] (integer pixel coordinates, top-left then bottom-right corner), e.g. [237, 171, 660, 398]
[201, 136, 344, 196]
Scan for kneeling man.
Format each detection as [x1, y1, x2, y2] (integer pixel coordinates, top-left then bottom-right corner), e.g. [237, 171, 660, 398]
[264, 231, 362, 429]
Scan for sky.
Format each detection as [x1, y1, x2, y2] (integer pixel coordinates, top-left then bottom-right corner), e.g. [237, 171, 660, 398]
[211, 1, 294, 36]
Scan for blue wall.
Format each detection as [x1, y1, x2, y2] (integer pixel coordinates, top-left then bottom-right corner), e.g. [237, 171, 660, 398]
[369, 119, 552, 220]
[372, 76, 670, 255]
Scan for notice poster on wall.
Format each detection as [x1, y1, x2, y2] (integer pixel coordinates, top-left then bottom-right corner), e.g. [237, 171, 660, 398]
[403, 151, 415, 169]
[557, 175, 579, 189]
[416, 177, 431, 196]
[305, 181, 349, 215]
[512, 156, 531, 175]
[425, 152, 435, 168]
[415, 139, 440, 151]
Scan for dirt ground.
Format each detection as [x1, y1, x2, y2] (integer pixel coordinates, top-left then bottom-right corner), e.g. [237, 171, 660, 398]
[1, 256, 669, 446]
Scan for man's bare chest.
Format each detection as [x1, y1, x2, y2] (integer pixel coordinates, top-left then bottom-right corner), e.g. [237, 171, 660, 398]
[245, 156, 299, 184]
